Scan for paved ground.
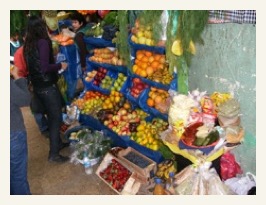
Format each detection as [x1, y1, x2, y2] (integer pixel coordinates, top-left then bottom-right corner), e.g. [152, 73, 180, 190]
[22, 107, 117, 195]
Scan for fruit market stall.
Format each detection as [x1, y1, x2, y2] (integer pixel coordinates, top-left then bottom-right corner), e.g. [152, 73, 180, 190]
[10, 10, 255, 195]
[56, 10, 251, 195]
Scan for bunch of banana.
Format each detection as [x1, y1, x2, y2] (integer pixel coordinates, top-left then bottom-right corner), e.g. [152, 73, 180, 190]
[57, 75, 67, 96]
[147, 67, 173, 85]
[155, 159, 176, 180]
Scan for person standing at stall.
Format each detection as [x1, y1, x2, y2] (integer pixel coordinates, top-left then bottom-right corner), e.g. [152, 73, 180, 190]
[23, 15, 69, 163]
[14, 28, 49, 138]
[10, 65, 31, 195]
[71, 11, 89, 73]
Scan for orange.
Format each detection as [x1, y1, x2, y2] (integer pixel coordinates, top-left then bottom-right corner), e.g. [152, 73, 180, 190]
[123, 102, 131, 110]
[154, 54, 161, 61]
[144, 51, 152, 57]
[140, 62, 148, 69]
[136, 52, 144, 60]
[135, 59, 140, 65]
[141, 56, 149, 63]
[151, 61, 159, 69]
[139, 69, 147, 78]
[154, 95, 163, 104]
[147, 98, 155, 107]
[146, 66, 154, 76]
[148, 56, 155, 64]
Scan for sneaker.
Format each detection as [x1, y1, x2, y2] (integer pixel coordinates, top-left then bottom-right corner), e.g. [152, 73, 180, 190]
[48, 155, 69, 163]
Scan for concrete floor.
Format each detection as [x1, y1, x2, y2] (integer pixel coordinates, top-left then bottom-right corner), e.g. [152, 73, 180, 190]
[23, 107, 154, 195]
[22, 107, 118, 195]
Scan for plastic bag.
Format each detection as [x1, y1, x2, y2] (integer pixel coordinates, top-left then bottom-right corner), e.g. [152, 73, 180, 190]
[174, 162, 235, 195]
[224, 172, 256, 195]
[220, 152, 243, 180]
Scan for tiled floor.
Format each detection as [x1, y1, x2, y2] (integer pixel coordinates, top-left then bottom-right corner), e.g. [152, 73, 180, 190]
[23, 107, 118, 195]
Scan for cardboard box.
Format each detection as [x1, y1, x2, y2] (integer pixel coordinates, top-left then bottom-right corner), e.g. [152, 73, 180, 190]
[117, 147, 157, 181]
[96, 153, 141, 195]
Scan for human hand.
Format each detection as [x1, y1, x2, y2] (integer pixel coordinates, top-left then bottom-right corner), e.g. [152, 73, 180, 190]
[10, 65, 20, 80]
[61, 62, 68, 70]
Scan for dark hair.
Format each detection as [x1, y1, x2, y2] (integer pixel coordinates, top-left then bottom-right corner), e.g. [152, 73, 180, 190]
[70, 12, 86, 26]
[23, 15, 53, 62]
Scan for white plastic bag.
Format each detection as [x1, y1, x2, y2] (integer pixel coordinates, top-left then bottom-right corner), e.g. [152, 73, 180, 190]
[224, 172, 256, 195]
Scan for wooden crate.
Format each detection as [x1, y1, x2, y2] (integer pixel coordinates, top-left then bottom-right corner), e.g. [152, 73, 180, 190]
[96, 153, 141, 195]
[117, 147, 157, 181]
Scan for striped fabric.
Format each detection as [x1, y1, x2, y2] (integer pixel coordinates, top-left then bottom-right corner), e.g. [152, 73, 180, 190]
[208, 10, 256, 24]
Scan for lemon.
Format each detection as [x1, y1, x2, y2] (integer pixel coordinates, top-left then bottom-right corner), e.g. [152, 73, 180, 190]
[171, 39, 183, 56]
[188, 40, 196, 55]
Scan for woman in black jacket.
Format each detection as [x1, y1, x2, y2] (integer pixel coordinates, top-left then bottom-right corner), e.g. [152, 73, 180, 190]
[23, 16, 69, 163]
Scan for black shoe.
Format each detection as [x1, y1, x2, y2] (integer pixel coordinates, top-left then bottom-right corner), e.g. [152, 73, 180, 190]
[59, 142, 70, 150]
[41, 130, 50, 138]
[48, 155, 69, 163]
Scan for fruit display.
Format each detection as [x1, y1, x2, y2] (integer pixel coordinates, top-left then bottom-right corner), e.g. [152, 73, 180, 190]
[146, 87, 170, 114]
[51, 33, 74, 46]
[132, 50, 165, 78]
[84, 70, 97, 82]
[93, 67, 107, 86]
[132, 50, 173, 85]
[128, 77, 148, 98]
[155, 159, 176, 180]
[72, 91, 107, 116]
[99, 158, 132, 192]
[77, 10, 97, 15]
[102, 90, 126, 110]
[88, 48, 125, 66]
[110, 73, 127, 92]
[130, 19, 155, 46]
[130, 118, 168, 151]
[100, 75, 116, 90]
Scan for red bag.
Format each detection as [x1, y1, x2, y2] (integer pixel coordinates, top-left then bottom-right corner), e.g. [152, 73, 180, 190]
[220, 152, 243, 180]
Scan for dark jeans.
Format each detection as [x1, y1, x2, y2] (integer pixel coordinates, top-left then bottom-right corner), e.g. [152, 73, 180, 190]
[10, 131, 31, 195]
[34, 84, 63, 157]
[33, 113, 48, 133]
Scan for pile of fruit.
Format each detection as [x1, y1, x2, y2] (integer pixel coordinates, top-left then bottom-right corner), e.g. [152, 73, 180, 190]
[130, 118, 168, 151]
[100, 75, 116, 90]
[92, 67, 108, 86]
[72, 91, 107, 115]
[99, 158, 132, 192]
[129, 78, 148, 98]
[132, 50, 165, 78]
[52, 34, 74, 46]
[77, 10, 97, 15]
[101, 90, 126, 110]
[155, 159, 176, 180]
[146, 87, 170, 113]
[130, 19, 155, 46]
[88, 48, 125, 66]
[84, 70, 97, 82]
[110, 73, 127, 92]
